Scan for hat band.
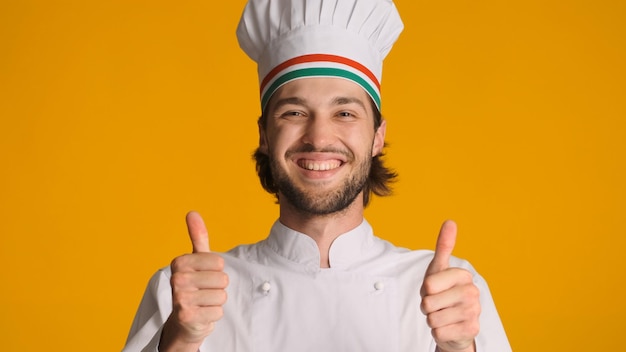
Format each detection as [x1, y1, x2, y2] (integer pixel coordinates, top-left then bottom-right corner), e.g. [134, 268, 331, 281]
[259, 54, 382, 112]
[260, 54, 380, 93]
[261, 67, 381, 112]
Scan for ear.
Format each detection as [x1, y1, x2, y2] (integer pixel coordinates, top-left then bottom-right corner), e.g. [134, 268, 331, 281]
[258, 119, 269, 155]
[372, 119, 387, 157]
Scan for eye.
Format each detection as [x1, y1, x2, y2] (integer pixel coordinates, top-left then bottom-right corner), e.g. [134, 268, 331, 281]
[337, 111, 357, 119]
[278, 110, 307, 121]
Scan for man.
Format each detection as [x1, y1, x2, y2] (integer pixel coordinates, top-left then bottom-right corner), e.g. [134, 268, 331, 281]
[123, 0, 511, 351]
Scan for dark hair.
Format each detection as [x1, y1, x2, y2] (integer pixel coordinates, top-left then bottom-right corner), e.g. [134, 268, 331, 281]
[253, 101, 397, 207]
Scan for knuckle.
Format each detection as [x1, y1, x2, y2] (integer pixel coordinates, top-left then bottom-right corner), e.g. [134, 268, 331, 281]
[430, 326, 444, 342]
[210, 306, 224, 321]
[451, 267, 473, 282]
[170, 255, 188, 272]
[464, 283, 480, 301]
[463, 302, 481, 320]
[419, 300, 427, 315]
[425, 313, 437, 328]
[176, 307, 195, 324]
[468, 320, 480, 337]
[218, 289, 228, 305]
[172, 290, 190, 308]
[218, 272, 229, 288]
[471, 301, 482, 318]
[170, 257, 181, 272]
[460, 269, 473, 283]
[210, 254, 225, 270]
[421, 278, 436, 295]
[170, 272, 188, 288]
[420, 296, 435, 313]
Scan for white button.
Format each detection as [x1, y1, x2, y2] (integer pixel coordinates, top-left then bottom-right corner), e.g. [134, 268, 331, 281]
[261, 281, 271, 293]
[374, 281, 384, 291]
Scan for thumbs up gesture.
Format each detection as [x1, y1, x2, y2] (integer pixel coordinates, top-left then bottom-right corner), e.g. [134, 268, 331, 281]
[420, 221, 481, 352]
[160, 211, 229, 352]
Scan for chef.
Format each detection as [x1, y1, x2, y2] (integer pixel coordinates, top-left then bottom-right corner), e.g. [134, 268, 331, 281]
[122, 0, 512, 351]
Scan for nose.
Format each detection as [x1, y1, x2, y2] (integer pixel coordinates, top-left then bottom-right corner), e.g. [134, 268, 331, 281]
[301, 115, 336, 149]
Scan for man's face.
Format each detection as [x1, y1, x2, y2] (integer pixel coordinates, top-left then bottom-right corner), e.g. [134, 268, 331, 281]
[259, 77, 386, 215]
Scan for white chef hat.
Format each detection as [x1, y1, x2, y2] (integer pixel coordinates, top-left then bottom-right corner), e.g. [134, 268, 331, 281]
[236, 0, 403, 112]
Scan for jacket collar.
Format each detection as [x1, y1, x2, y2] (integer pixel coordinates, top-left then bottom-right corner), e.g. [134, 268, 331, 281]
[264, 219, 377, 272]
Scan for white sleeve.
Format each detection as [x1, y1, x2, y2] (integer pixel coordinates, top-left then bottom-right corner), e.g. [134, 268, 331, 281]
[122, 268, 173, 352]
[470, 271, 512, 352]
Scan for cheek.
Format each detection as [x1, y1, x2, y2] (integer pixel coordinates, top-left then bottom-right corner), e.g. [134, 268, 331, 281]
[268, 127, 301, 152]
[265, 136, 289, 159]
[346, 131, 376, 154]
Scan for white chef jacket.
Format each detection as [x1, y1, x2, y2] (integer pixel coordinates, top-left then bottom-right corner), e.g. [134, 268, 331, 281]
[123, 219, 511, 352]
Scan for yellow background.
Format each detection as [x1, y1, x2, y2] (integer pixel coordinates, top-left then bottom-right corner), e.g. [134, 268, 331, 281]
[1, 0, 624, 350]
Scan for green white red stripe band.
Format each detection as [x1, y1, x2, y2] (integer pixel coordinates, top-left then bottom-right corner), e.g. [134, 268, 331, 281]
[260, 54, 381, 112]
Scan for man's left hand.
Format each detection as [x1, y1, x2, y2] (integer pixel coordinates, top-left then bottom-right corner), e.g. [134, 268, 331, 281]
[420, 220, 481, 352]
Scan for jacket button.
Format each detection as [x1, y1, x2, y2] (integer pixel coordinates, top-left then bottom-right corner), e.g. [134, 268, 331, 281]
[374, 281, 384, 291]
[261, 281, 271, 294]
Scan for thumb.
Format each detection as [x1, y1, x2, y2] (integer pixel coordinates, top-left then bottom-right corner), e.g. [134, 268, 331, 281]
[425, 220, 457, 275]
[186, 211, 210, 253]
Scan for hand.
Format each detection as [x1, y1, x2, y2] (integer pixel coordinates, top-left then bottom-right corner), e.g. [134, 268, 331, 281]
[420, 220, 480, 352]
[160, 211, 229, 352]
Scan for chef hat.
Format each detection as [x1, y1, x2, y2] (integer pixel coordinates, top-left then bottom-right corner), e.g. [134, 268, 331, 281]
[236, 0, 403, 112]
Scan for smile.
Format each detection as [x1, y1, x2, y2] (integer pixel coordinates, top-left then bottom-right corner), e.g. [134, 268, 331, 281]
[297, 159, 342, 171]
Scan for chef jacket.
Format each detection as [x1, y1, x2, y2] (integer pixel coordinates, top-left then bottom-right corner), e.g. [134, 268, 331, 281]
[123, 219, 511, 352]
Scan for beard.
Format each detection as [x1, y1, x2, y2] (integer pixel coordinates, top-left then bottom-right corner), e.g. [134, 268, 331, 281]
[270, 146, 371, 216]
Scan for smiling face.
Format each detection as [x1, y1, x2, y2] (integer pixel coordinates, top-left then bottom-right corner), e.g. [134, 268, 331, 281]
[258, 77, 386, 216]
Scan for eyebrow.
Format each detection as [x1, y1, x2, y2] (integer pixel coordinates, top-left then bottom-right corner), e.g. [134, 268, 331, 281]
[272, 97, 306, 111]
[332, 96, 367, 111]
[272, 96, 367, 111]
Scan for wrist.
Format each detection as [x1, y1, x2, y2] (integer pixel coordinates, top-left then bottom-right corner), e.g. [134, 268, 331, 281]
[158, 317, 206, 352]
[436, 340, 476, 352]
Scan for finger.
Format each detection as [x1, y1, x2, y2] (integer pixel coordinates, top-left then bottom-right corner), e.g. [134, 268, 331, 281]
[421, 267, 473, 296]
[425, 304, 470, 329]
[426, 220, 457, 275]
[420, 274, 476, 312]
[175, 288, 228, 307]
[186, 211, 210, 253]
[171, 270, 229, 290]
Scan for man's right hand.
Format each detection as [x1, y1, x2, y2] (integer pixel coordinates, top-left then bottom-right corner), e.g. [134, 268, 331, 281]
[159, 211, 229, 352]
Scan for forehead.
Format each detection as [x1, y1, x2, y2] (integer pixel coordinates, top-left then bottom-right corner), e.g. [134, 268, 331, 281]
[267, 77, 374, 111]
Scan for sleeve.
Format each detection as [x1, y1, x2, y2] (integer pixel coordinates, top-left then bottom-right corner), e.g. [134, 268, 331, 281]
[473, 273, 512, 352]
[122, 268, 174, 352]
[455, 259, 512, 352]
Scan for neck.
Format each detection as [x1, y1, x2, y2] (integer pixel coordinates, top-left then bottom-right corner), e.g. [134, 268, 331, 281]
[278, 194, 365, 268]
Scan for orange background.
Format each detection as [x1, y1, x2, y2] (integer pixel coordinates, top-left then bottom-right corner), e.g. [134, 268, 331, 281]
[1, 0, 625, 350]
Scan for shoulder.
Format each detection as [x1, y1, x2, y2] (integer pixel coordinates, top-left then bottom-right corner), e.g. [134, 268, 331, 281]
[370, 237, 484, 278]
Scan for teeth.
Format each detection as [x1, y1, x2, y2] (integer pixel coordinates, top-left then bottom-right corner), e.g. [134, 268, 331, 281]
[301, 160, 341, 171]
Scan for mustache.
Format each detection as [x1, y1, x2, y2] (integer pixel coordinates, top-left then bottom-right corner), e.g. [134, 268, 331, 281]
[285, 144, 354, 160]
